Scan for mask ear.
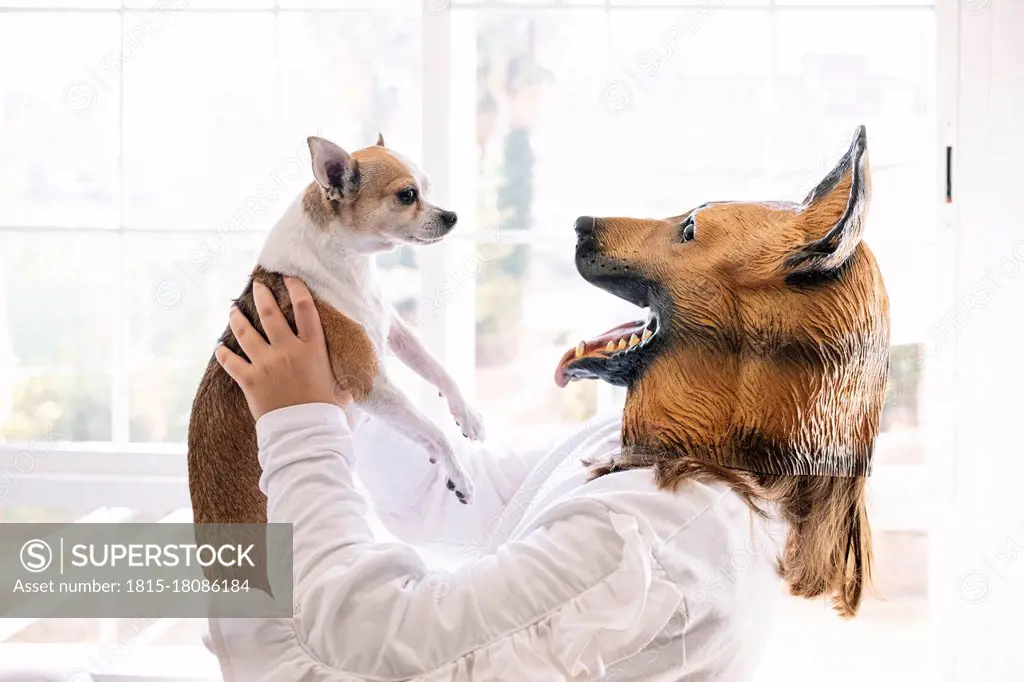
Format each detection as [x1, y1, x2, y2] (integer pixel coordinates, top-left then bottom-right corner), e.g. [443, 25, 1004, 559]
[307, 136, 359, 201]
[375, 132, 386, 147]
[787, 126, 871, 275]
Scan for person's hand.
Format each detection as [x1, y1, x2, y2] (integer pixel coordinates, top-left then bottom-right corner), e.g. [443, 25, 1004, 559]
[215, 277, 352, 421]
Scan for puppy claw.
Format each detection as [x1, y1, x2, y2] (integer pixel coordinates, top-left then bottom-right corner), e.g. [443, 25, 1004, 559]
[426, 440, 474, 505]
[448, 474, 473, 505]
[443, 463, 473, 506]
[452, 407, 485, 442]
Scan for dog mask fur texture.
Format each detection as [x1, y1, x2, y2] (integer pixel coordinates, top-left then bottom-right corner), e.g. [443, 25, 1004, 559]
[556, 127, 889, 617]
[557, 125, 890, 479]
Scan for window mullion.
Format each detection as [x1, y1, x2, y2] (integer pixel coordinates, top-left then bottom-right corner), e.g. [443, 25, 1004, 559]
[418, 7, 479, 415]
[112, 4, 129, 445]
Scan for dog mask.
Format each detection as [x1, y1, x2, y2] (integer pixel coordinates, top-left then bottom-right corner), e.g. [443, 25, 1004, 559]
[557, 127, 890, 478]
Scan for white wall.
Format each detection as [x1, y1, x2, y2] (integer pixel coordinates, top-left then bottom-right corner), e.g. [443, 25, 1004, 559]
[937, 1, 1024, 680]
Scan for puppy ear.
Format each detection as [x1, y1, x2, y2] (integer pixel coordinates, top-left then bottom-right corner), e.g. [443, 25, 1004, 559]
[787, 126, 871, 274]
[375, 132, 386, 147]
[307, 136, 359, 201]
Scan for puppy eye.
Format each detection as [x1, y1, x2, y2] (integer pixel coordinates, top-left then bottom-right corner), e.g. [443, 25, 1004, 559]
[396, 188, 418, 205]
[680, 216, 696, 243]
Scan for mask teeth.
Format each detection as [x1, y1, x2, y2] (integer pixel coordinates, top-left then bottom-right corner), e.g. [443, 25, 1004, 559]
[603, 323, 657, 356]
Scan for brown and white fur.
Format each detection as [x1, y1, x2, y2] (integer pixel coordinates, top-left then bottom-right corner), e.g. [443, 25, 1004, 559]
[188, 134, 481, 535]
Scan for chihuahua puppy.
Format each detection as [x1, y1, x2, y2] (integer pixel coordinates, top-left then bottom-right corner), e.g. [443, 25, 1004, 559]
[188, 134, 481, 531]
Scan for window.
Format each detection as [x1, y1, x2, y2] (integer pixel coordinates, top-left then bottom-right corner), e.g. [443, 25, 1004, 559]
[0, 0, 938, 678]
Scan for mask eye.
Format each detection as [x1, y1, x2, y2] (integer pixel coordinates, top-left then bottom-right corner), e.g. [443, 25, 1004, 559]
[680, 215, 696, 243]
[396, 188, 418, 205]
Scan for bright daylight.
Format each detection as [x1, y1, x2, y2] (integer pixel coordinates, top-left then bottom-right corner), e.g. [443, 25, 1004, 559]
[0, 0, 1021, 681]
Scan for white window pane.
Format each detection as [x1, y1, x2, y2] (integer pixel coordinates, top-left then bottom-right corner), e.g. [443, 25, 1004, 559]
[276, 10, 423, 155]
[0, 508, 107, 524]
[0, 1, 119, 7]
[607, 10, 775, 215]
[125, 232, 266, 442]
[453, 0, 604, 6]
[774, 9, 936, 238]
[0, 13, 120, 227]
[773, 9, 935, 153]
[0, 233, 116, 442]
[465, 10, 610, 236]
[779, 0, 931, 5]
[611, 8, 773, 79]
[881, 343, 923, 444]
[378, 248, 424, 320]
[124, 0, 273, 7]
[612, 0, 767, 5]
[473, 240, 639, 434]
[278, 0, 421, 8]
[122, 12, 279, 231]
[876, 238, 938, 346]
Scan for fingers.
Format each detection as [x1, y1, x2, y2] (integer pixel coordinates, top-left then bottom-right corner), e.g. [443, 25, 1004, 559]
[283, 277, 325, 345]
[215, 343, 253, 384]
[253, 281, 294, 346]
[229, 305, 270, 361]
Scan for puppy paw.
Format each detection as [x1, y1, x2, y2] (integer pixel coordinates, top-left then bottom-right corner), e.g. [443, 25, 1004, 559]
[425, 439, 474, 505]
[445, 474, 474, 506]
[441, 453, 475, 505]
[450, 402, 486, 442]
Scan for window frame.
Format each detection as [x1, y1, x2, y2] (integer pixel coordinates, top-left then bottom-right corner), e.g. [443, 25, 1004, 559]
[0, 1, 965, 675]
[0, 0, 944, 522]
[0, 0, 946, 580]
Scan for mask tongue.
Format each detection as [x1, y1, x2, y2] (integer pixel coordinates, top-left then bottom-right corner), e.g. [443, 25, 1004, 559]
[553, 319, 649, 388]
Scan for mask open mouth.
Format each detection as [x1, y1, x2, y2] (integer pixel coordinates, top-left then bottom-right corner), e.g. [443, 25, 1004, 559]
[554, 308, 661, 388]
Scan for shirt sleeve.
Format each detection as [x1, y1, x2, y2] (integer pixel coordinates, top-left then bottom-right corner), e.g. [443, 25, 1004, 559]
[257, 403, 683, 681]
[348, 416, 544, 546]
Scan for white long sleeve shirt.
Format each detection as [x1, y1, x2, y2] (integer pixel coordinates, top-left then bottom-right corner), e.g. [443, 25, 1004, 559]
[209, 404, 787, 682]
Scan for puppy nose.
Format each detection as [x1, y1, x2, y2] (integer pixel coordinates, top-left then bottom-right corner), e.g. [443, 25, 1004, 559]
[574, 216, 595, 237]
[440, 210, 458, 228]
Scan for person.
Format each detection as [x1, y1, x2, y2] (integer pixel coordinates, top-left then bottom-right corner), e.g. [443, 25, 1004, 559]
[210, 277, 786, 681]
